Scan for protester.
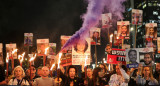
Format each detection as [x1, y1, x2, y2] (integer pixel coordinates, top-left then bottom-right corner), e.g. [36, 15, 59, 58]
[59, 65, 84, 86]
[136, 65, 158, 85]
[154, 63, 160, 85]
[8, 66, 29, 85]
[0, 63, 7, 85]
[33, 66, 55, 86]
[109, 63, 130, 86]
[37, 66, 43, 77]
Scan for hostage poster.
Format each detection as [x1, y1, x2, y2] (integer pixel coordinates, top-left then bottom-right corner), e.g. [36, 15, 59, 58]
[90, 27, 101, 45]
[37, 39, 49, 56]
[60, 35, 72, 66]
[132, 9, 143, 25]
[6, 43, 17, 59]
[101, 13, 112, 28]
[24, 33, 33, 46]
[72, 38, 91, 65]
[117, 21, 130, 39]
[107, 48, 126, 65]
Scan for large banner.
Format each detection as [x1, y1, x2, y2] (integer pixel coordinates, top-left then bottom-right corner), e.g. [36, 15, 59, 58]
[101, 13, 112, 28]
[145, 23, 157, 50]
[132, 9, 143, 25]
[107, 48, 126, 65]
[37, 39, 49, 56]
[139, 48, 154, 66]
[117, 21, 130, 39]
[72, 38, 90, 65]
[126, 48, 139, 68]
[90, 27, 101, 45]
[6, 44, 17, 59]
[0, 43, 3, 64]
[24, 33, 33, 46]
[60, 36, 72, 66]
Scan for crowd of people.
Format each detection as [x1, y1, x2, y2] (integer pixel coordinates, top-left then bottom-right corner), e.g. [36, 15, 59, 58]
[0, 61, 160, 86]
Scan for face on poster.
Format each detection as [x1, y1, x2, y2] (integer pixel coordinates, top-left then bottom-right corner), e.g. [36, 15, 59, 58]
[101, 13, 112, 28]
[24, 33, 33, 46]
[6, 44, 17, 59]
[72, 38, 90, 65]
[145, 23, 157, 48]
[117, 21, 130, 39]
[90, 27, 101, 45]
[49, 43, 56, 55]
[0, 43, 3, 64]
[61, 36, 72, 53]
[126, 48, 139, 68]
[139, 48, 154, 66]
[37, 39, 49, 56]
[132, 9, 143, 25]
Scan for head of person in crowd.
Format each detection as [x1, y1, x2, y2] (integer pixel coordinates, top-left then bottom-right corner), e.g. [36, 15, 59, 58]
[29, 65, 36, 76]
[41, 66, 50, 78]
[156, 63, 160, 74]
[37, 66, 43, 77]
[116, 64, 121, 75]
[92, 67, 103, 85]
[144, 53, 153, 66]
[12, 66, 25, 80]
[67, 65, 78, 79]
[74, 39, 88, 54]
[105, 44, 112, 54]
[99, 64, 107, 75]
[142, 66, 154, 80]
[87, 68, 93, 79]
[128, 49, 138, 64]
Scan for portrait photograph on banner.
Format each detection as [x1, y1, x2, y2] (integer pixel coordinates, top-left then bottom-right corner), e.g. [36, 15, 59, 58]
[107, 48, 126, 65]
[139, 48, 154, 67]
[126, 48, 139, 68]
[0, 43, 3, 64]
[117, 21, 130, 39]
[60, 35, 72, 66]
[37, 39, 49, 56]
[6, 44, 17, 59]
[132, 9, 143, 25]
[49, 43, 56, 55]
[72, 38, 90, 65]
[24, 33, 33, 46]
[101, 13, 112, 28]
[145, 23, 157, 50]
[90, 27, 101, 45]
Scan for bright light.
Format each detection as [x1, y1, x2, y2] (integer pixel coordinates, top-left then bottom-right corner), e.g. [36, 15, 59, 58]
[29, 54, 37, 62]
[130, 27, 134, 31]
[50, 64, 55, 70]
[84, 55, 88, 67]
[58, 53, 62, 69]
[6, 53, 9, 63]
[45, 47, 49, 55]
[12, 49, 18, 54]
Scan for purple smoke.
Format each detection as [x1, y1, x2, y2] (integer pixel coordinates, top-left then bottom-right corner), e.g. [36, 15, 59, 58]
[61, 0, 126, 51]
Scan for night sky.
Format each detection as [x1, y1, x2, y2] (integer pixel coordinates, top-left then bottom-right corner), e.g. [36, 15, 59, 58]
[0, 0, 109, 62]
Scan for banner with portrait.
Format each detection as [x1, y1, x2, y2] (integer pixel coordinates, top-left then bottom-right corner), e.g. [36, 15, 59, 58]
[48, 43, 56, 55]
[145, 23, 157, 50]
[6, 43, 17, 59]
[126, 48, 139, 68]
[139, 48, 154, 67]
[37, 39, 49, 56]
[90, 27, 101, 45]
[113, 31, 122, 46]
[72, 38, 90, 65]
[117, 21, 130, 39]
[132, 9, 143, 25]
[107, 48, 126, 65]
[0, 43, 3, 64]
[24, 33, 33, 46]
[101, 13, 112, 28]
[60, 35, 72, 66]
